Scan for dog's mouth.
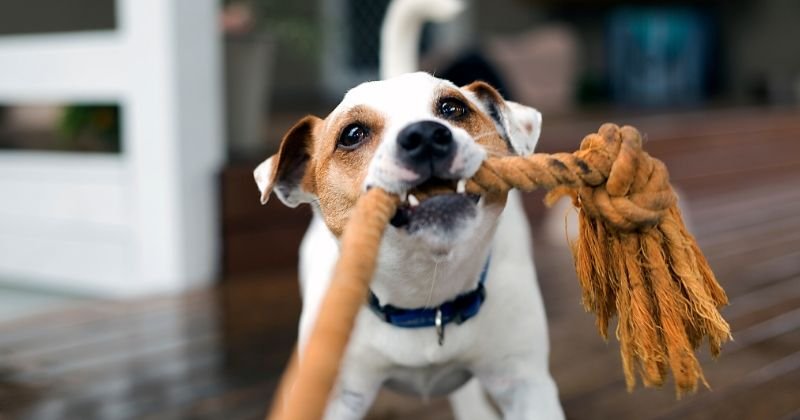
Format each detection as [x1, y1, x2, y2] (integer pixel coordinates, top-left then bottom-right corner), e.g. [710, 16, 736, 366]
[389, 177, 481, 232]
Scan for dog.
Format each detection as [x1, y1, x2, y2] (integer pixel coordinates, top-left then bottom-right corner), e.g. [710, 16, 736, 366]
[254, 2, 564, 419]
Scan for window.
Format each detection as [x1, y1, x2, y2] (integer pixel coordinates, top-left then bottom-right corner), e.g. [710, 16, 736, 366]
[0, 104, 121, 153]
[0, 1, 116, 36]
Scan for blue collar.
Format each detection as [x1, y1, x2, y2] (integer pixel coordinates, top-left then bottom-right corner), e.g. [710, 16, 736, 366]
[367, 256, 491, 344]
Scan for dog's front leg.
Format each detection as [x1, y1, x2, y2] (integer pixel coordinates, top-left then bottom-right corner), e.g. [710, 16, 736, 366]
[449, 378, 501, 420]
[479, 365, 564, 420]
[323, 360, 384, 420]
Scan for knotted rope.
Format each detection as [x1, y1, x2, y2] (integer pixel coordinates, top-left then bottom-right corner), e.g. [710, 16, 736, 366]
[268, 123, 730, 420]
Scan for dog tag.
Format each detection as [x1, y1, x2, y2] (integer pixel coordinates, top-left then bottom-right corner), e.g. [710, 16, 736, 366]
[435, 308, 444, 345]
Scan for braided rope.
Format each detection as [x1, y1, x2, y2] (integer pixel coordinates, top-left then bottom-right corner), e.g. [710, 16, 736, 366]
[269, 123, 730, 420]
[466, 123, 675, 231]
[273, 188, 399, 420]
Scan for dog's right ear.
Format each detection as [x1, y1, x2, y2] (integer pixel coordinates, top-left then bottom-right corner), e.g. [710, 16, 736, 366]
[462, 81, 542, 156]
[254, 115, 320, 207]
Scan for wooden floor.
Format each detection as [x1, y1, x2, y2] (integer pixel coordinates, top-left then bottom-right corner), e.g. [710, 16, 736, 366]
[2, 108, 800, 419]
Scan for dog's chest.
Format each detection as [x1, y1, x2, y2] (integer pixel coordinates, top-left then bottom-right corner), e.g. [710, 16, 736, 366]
[383, 362, 472, 397]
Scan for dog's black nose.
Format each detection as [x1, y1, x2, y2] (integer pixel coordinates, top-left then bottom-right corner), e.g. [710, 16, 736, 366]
[396, 121, 455, 176]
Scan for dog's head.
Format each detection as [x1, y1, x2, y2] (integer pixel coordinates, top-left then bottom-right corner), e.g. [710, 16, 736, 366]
[255, 72, 540, 251]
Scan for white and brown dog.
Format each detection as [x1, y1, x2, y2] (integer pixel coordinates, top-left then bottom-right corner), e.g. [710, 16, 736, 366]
[254, 2, 564, 420]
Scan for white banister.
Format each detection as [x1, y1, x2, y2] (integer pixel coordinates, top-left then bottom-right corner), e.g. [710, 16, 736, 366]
[0, 0, 224, 297]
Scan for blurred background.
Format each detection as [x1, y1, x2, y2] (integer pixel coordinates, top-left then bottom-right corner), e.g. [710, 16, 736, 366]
[0, 0, 799, 419]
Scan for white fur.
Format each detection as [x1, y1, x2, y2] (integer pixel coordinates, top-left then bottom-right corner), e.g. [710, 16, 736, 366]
[254, 157, 274, 204]
[505, 100, 542, 156]
[380, 0, 465, 79]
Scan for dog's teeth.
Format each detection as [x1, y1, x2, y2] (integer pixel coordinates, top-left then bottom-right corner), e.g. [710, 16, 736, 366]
[457, 179, 467, 194]
[408, 194, 420, 207]
[399, 192, 408, 203]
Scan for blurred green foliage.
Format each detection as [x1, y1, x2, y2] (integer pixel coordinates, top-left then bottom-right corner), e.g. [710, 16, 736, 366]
[58, 105, 121, 152]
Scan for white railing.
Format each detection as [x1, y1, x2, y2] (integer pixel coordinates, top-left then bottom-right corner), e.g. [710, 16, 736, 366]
[0, 0, 224, 297]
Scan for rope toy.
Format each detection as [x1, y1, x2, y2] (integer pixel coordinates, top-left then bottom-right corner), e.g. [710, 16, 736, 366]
[268, 123, 731, 420]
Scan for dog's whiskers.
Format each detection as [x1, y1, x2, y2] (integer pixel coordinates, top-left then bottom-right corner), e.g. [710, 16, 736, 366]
[472, 131, 495, 141]
[425, 260, 440, 308]
[484, 149, 508, 158]
[473, 132, 515, 158]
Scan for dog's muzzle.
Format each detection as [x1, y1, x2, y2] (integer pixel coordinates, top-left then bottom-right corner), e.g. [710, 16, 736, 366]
[396, 121, 456, 180]
[388, 122, 483, 231]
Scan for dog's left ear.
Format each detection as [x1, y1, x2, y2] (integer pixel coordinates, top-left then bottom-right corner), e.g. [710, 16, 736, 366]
[462, 81, 542, 155]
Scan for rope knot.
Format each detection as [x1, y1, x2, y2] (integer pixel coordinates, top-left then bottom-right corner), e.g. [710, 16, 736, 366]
[573, 123, 676, 232]
[467, 123, 677, 232]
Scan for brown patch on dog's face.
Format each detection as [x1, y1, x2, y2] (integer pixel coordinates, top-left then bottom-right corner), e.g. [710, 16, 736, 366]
[310, 105, 386, 236]
[431, 83, 514, 207]
[433, 86, 512, 159]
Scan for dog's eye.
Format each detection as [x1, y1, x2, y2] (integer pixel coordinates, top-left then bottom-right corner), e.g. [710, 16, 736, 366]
[438, 98, 469, 120]
[338, 123, 369, 150]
